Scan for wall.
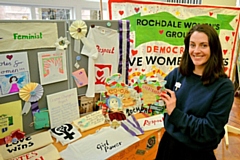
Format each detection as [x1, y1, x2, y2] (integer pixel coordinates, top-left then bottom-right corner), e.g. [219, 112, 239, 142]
[1, 0, 238, 20]
[0, 0, 108, 19]
[202, 0, 237, 6]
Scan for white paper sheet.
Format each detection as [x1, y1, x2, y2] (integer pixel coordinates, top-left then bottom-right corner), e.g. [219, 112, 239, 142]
[137, 114, 164, 131]
[60, 126, 140, 160]
[47, 88, 80, 128]
[38, 50, 68, 85]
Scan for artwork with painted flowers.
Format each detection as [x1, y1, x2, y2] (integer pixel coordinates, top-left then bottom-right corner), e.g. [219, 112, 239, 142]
[98, 73, 167, 119]
[98, 73, 143, 120]
[0, 52, 30, 97]
[132, 74, 167, 116]
[37, 50, 67, 85]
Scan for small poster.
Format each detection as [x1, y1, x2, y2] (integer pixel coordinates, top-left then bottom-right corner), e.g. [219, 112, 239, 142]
[137, 114, 164, 131]
[38, 50, 67, 85]
[0, 52, 30, 97]
[47, 88, 80, 128]
[0, 100, 23, 139]
[72, 68, 88, 88]
[0, 22, 58, 52]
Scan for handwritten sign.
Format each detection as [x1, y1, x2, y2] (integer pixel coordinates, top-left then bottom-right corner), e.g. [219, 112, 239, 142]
[0, 131, 53, 159]
[0, 101, 23, 139]
[47, 88, 80, 128]
[33, 109, 50, 130]
[60, 127, 140, 160]
[0, 52, 30, 97]
[11, 144, 61, 160]
[0, 23, 58, 52]
[137, 114, 164, 131]
[73, 110, 105, 132]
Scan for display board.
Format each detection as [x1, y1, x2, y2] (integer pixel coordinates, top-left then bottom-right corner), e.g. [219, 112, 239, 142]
[0, 20, 120, 137]
[68, 20, 119, 96]
[0, 20, 69, 135]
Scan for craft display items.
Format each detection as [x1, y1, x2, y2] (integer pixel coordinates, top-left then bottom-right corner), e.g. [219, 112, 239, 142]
[0, 131, 53, 159]
[137, 114, 164, 131]
[69, 20, 87, 54]
[71, 68, 88, 87]
[10, 144, 61, 160]
[50, 123, 82, 146]
[60, 126, 140, 160]
[81, 26, 119, 97]
[121, 115, 144, 136]
[54, 36, 70, 50]
[0, 52, 30, 98]
[19, 82, 44, 115]
[0, 129, 25, 145]
[118, 20, 130, 84]
[72, 110, 106, 132]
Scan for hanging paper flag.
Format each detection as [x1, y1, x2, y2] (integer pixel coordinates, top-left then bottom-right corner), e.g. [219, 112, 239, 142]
[69, 20, 88, 53]
[19, 82, 44, 115]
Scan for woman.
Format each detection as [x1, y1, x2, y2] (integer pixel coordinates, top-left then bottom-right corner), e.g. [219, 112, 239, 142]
[156, 24, 234, 160]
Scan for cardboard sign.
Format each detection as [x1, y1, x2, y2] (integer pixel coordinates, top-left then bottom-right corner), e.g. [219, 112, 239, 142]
[73, 110, 105, 132]
[138, 114, 164, 131]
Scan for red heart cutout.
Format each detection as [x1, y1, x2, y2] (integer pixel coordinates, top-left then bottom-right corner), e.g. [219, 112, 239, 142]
[223, 50, 228, 55]
[97, 70, 104, 77]
[134, 7, 140, 13]
[131, 50, 138, 56]
[130, 39, 134, 43]
[6, 55, 13, 60]
[119, 10, 124, 16]
[225, 36, 230, 42]
[135, 68, 138, 71]
[131, 79, 134, 83]
[209, 12, 213, 16]
[128, 68, 132, 72]
[159, 30, 164, 34]
[232, 32, 235, 36]
[142, 69, 145, 72]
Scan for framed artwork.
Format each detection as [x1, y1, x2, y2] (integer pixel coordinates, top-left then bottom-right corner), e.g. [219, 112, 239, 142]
[38, 50, 67, 85]
[0, 52, 30, 97]
[78, 93, 101, 116]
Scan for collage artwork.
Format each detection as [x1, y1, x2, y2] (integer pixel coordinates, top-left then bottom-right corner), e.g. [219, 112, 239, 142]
[97, 73, 167, 123]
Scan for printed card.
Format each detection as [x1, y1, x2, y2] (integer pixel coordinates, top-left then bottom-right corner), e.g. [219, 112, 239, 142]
[72, 68, 88, 88]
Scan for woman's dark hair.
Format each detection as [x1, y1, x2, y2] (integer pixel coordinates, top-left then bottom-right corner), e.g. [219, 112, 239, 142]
[179, 24, 227, 85]
[9, 76, 18, 83]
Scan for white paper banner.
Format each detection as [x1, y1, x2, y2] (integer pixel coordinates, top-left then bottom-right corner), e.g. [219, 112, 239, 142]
[0, 23, 58, 52]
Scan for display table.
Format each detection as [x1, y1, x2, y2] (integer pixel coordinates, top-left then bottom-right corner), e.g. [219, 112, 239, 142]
[53, 113, 164, 160]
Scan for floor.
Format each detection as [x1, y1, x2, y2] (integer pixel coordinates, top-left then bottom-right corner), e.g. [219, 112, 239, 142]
[214, 94, 240, 160]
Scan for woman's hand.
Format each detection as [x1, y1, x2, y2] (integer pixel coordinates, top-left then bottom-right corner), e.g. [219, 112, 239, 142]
[160, 89, 177, 115]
